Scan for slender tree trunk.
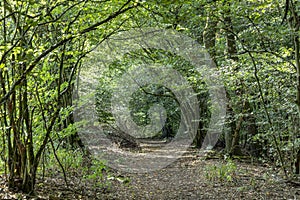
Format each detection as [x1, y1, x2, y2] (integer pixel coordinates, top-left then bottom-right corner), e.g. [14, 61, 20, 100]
[293, 26, 300, 175]
[197, 4, 218, 148]
[224, 15, 238, 61]
[203, 7, 218, 61]
[288, 0, 300, 174]
[223, 6, 243, 155]
[243, 100, 260, 156]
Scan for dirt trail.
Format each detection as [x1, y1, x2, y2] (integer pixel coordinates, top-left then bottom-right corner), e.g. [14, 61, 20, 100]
[0, 140, 299, 199]
[102, 140, 300, 199]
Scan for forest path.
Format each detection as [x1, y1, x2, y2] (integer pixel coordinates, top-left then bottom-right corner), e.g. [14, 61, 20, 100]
[102, 140, 299, 199]
[1, 140, 299, 199]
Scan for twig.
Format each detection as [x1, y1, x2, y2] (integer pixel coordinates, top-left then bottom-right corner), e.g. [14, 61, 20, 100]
[49, 137, 69, 187]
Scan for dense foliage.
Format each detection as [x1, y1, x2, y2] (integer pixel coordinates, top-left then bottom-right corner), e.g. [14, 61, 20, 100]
[0, 0, 299, 195]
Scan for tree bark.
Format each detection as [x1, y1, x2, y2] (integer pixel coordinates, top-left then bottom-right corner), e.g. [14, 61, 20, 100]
[288, 0, 300, 174]
[203, 7, 218, 61]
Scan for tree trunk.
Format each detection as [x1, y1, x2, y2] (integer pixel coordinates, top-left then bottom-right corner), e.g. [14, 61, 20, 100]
[224, 96, 235, 153]
[203, 7, 218, 61]
[223, 6, 244, 156]
[198, 4, 218, 148]
[224, 15, 238, 61]
[289, 0, 300, 174]
[106, 126, 141, 151]
[230, 115, 243, 156]
[243, 100, 261, 156]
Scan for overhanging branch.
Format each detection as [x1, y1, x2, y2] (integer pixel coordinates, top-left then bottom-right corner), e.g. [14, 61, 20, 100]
[0, 0, 138, 105]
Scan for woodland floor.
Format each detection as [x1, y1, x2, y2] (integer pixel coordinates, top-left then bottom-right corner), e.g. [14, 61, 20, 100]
[0, 140, 300, 200]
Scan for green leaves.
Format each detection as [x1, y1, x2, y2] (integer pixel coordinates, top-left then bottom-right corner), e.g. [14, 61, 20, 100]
[0, 0, 142, 193]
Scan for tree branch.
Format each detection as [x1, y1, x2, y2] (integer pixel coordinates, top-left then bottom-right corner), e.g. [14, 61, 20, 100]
[0, 0, 138, 105]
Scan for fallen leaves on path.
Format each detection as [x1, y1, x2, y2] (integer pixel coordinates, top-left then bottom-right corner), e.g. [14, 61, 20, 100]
[0, 146, 299, 199]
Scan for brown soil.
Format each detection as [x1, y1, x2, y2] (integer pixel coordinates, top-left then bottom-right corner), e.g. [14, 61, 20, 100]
[0, 141, 299, 199]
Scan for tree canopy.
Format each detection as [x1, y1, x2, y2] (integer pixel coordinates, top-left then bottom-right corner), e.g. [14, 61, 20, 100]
[0, 0, 299, 198]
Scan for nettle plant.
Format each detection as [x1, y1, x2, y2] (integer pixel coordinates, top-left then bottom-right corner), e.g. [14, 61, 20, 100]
[204, 159, 237, 183]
